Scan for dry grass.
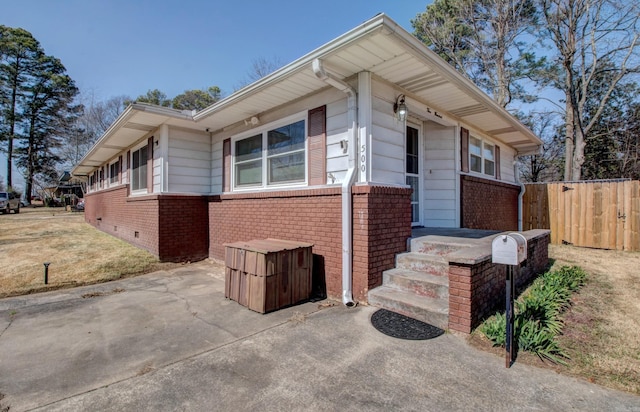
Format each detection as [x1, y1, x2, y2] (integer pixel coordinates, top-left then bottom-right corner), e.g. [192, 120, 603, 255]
[549, 244, 640, 394]
[470, 243, 640, 395]
[0, 207, 178, 297]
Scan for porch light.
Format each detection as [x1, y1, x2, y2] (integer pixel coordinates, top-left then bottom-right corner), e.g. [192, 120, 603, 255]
[394, 94, 407, 122]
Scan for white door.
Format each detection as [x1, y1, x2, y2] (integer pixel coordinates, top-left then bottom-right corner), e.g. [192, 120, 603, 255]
[406, 125, 421, 226]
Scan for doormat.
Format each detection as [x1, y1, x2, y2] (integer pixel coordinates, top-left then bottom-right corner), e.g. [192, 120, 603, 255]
[371, 309, 444, 340]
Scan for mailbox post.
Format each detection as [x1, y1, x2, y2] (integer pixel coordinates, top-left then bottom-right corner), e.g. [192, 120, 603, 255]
[492, 233, 527, 368]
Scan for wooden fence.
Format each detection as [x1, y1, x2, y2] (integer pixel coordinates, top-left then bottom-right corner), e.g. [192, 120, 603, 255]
[523, 180, 640, 251]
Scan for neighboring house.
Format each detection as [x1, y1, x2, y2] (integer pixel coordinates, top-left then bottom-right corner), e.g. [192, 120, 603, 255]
[72, 14, 542, 308]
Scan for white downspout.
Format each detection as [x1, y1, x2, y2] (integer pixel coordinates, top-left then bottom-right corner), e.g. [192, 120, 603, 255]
[312, 59, 356, 307]
[514, 159, 524, 231]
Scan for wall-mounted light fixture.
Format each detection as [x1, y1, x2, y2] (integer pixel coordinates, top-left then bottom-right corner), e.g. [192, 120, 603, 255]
[393, 94, 407, 122]
[244, 116, 260, 127]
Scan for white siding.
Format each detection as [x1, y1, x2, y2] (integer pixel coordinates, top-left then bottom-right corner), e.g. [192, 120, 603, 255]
[211, 139, 223, 193]
[153, 136, 162, 193]
[325, 96, 349, 184]
[167, 127, 211, 194]
[370, 82, 405, 185]
[209, 88, 348, 193]
[500, 144, 516, 183]
[423, 122, 457, 228]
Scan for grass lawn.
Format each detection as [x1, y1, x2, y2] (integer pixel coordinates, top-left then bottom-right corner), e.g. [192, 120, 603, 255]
[470, 243, 640, 395]
[0, 207, 181, 298]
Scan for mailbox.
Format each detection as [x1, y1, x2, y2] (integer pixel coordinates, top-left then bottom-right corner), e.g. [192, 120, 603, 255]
[491, 233, 527, 265]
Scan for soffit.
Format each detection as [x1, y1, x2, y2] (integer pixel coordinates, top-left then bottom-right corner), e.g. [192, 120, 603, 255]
[194, 16, 541, 153]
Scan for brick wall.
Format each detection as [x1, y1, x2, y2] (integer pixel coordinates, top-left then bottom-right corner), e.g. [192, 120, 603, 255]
[352, 185, 412, 298]
[209, 185, 412, 302]
[448, 229, 550, 333]
[461, 175, 520, 231]
[85, 186, 208, 262]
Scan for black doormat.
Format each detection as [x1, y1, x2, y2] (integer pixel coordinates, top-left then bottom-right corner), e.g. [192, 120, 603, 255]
[371, 309, 444, 340]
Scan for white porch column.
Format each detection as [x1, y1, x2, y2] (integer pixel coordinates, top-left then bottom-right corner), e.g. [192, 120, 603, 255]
[357, 71, 372, 183]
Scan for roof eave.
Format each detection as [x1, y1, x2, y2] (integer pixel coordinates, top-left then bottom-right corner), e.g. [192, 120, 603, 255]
[380, 17, 543, 147]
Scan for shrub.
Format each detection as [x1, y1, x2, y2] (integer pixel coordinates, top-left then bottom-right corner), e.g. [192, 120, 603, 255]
[480, 265, 587, 364]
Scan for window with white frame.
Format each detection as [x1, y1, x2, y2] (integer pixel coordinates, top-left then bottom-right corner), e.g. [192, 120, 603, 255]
[233, 117, 306, 189]
[109, 159, 120, 185]
[469, 136, 495, 177]
[131, 145, 148, 191]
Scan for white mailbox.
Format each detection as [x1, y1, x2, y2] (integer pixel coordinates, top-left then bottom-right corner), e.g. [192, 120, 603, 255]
[492, 233, 527, 265]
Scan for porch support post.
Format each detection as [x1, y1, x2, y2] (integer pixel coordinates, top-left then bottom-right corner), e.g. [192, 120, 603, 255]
[357, 71, 372, 183]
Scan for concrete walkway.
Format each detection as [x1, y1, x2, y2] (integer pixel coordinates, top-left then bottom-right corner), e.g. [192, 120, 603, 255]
[0, 261, 638, 411]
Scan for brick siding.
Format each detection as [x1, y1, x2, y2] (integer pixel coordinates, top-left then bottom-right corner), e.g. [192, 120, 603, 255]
[448, 229, 550, 333]
[85, 186, 208, 262]
[208, 185, 412, 302]
[461, 175, 520, 231]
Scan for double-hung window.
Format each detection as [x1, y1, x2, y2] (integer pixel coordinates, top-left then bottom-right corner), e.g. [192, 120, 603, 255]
[109, 159, 120, 185]
[234, 117, 306, 189]
[131, 145, 148, 191]
[469, 136, 495, 177]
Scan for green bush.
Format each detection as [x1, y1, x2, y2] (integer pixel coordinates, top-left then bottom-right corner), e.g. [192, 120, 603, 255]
[480, 265, 587, 364]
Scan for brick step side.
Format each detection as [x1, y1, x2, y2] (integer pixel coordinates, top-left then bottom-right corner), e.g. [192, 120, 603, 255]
[383, 268, 449, 299]
[368, 286, 449, 329]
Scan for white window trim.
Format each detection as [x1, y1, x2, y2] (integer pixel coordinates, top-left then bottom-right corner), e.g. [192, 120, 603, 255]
[130, 139, 150, 195]
[469, 135, 496, 178]
[231, 111, 308, 191]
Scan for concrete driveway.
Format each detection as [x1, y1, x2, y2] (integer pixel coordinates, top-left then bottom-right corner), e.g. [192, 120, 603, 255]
[0, 260, 638, 411]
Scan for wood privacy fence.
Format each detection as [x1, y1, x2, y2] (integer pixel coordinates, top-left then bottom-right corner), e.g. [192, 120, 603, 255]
[523, 180, 640, 251]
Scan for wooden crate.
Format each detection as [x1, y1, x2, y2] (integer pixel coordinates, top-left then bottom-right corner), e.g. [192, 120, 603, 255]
[224, 239, 313, 313]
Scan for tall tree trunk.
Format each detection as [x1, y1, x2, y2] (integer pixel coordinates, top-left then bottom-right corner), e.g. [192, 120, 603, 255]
[564, 92, 575, 181]
[7, 68, 18, 188]
[572, 123, 586, 181]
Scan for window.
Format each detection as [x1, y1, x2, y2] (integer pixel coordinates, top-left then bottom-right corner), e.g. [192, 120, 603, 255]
[233, 118, 306, 188]
[109, 160, 120, 185]
[469, 136, 495, 177]
[131, 145, 148, 191]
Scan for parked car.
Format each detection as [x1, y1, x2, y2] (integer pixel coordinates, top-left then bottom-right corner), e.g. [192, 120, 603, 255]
[75, 200, 85, 211]
[0, 191, 20, 214]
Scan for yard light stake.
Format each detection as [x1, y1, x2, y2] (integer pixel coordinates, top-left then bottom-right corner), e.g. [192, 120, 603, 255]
[44, 262, 51, 284]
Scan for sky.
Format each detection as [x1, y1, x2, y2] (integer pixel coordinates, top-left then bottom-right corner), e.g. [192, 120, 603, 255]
[2, 0, 430, 191]
[3, 0, 429, 100]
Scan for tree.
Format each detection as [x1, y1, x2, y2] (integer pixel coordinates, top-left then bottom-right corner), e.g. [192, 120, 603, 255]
[540, 0, 640, 181]
[234, 56, 284, 91]
[16, 53, 80, 201]
[518, 111, 565, 182]
[0, 26, 43, 188]
[172, 86, 221, 111]
[412, 0, 544, 107]
[128, 88, 171, 107]
[61, 93, 128, 169]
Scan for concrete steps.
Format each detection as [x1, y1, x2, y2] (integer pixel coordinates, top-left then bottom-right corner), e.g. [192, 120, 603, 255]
[368, 285, 449, 329]
[368, 235, 471, 330]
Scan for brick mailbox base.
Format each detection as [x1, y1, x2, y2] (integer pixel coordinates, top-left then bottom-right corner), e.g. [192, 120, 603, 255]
[447, 229, 551, 333]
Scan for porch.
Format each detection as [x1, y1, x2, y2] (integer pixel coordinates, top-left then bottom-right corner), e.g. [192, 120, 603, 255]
[368, 228, 551, 333]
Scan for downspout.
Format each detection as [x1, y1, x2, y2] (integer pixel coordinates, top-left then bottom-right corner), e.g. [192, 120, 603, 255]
[514, 159, 524, 231]
[312, 59, 356, 307]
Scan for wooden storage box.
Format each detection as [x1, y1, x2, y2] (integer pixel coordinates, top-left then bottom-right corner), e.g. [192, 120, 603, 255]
[224, 239, 313, 313]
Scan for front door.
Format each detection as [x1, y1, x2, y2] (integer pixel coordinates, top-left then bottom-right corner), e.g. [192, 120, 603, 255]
[406, 125, 421, 225]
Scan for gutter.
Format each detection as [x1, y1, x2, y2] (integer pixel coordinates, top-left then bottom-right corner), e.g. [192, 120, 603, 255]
[312, 59, 356, 307]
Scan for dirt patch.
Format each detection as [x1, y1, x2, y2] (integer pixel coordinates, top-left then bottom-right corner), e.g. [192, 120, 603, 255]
[469, 244, 640, 394]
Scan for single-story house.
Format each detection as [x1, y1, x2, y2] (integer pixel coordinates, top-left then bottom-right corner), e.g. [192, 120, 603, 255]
[72, 14, 546, 330]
